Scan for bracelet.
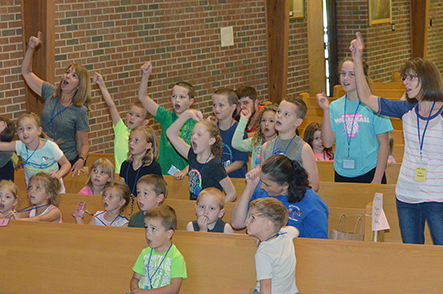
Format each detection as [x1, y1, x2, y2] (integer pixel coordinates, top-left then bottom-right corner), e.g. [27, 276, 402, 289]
[78, 157, 86, 162]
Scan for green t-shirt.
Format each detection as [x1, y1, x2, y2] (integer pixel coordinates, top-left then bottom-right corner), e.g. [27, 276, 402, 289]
[112, 119, 130, 174]
[128, 210, 144, 228]
[155, 106, 196, 175]
[133, 244, 187, 289]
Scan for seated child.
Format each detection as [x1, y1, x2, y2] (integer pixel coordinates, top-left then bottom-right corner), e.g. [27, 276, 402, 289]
[0, 117, 15, 181]
[12, 172, 62, 223]
[119, 125, 162, 197]
[130, 205, 187, 292]
[0, 180, 18, 219]
[93, 72, 150, 173]
[246, 197, 300, 294]
[186, 187, 234, 233]
[303, 122, 334, 161]
[73, 182, 130, 227]
[78, 158, 114, 195]
[128, 174, 168, 228]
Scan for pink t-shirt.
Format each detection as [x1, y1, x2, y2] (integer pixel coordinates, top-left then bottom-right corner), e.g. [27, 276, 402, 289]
[314, 151, 333, 161]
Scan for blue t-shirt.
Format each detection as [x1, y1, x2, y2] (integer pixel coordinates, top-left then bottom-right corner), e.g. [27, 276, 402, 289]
[251, 183, 329, 239]
[330, 95, 393, 177]
[219, 120, 248, 178]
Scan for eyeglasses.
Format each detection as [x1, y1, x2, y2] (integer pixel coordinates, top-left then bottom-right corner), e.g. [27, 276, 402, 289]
[401, 75, 418, 82]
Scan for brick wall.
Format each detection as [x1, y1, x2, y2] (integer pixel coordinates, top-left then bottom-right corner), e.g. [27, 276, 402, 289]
[1, 0, 443, 154]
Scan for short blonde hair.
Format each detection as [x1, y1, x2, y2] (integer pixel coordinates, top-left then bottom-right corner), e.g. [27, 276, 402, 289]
[250, 197, 288, 231]
[137, 174, 168, 204]
[197, 188, 225, 209]
[146, 205, 177, 231]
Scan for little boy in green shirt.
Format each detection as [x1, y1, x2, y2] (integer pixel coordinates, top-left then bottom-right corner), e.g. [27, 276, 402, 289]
[138, 62, 196, 177]
[130, 205, 187, 292]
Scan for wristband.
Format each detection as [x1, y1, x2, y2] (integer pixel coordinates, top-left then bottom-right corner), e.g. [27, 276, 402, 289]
[79, 157, 86, 162]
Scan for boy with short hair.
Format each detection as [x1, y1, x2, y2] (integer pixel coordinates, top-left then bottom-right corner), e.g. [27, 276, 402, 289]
[0, 117, 15, 181]
[130, 205, 187, 292]
[261, 97, 319, 191]
[93, 73, 150, 173]
[128, 174, 168, 228]
[186, 187, 234, 233]
[235, 86, 263, 136]
[246, 197, 299, 294]
[138, 62, 196, 178]
[212, 88, 249, 178]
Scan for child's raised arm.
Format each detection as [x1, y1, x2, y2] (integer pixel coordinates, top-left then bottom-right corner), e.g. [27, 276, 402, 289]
[166, 109, 202, 159]
[93, 72, 121, 126]
[231, 109, 253, 153]
[230, 167, 260, 229]
[138, 62, 160, 117]
[316, 92, 335, 148]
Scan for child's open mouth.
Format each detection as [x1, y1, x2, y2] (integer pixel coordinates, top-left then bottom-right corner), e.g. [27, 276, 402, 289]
[192, 142, 198, 150]
[0, 204, 5, 210]
[174, 104, 181, 110]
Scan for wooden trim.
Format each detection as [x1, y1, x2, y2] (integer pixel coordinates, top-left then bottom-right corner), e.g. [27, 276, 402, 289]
[265, 0, 289, 103]
[21, 0, 56, 115]
[410, 0, 429, 59]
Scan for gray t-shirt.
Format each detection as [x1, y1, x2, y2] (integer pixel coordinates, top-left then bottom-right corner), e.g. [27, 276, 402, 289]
[40, 82, 89, 161]
[262, 135, 305, 166]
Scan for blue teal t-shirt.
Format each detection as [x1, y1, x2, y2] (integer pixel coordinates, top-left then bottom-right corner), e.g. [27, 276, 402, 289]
[250, 183, 329, 239]
[330, 95, 393, 177]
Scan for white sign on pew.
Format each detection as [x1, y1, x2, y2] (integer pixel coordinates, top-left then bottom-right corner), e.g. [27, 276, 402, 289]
[372, 193, 390, 242]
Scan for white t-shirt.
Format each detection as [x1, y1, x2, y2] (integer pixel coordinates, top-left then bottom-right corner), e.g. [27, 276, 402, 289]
[254, 226, 298, 294]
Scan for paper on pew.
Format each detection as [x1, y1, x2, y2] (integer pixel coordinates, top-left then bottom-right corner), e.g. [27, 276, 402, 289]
[372, 193, 390, 231]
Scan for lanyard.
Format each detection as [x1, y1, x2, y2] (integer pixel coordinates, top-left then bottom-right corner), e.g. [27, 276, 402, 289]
[416, 102, 436, 160]
[176, 119, 192, 167]
[15, 204, 49, 213]
[344, 96, 360, 157]
[94, 211, 123, 226]
[140, 212, 145, 228]
[50, 99, 72, 127]
[126, 161, 144, 196]
[264, 231, 287, 242]
[147, 243, 173, 289]
[189, 153, 212, 174]
[219, 120, 234, 154]
[272, 135, 297, 156]
[15, 140, 40, 169]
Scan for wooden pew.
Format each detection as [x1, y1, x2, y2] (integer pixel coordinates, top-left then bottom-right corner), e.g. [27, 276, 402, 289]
[2, 221, 443, 293]
[333, 82, 405, 99]
[317, 161, 401, 184]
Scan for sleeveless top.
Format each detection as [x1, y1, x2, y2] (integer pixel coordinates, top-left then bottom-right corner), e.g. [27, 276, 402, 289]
[29, 204, 62, 223]
[94, 211, 129, 227]
[192, 219, 226, 233]
[262, 136, 306, 166]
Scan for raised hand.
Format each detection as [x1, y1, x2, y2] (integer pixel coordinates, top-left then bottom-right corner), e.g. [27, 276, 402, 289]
[140, 62, 153, 76]
[316, 92, 330, 110]
[245, 166, 261, 187]
[186, 109, 203, 122]
[349, 32, 364, 60]
[240, 108, 252, 120]
[28, 31, 43, 49]
[92, 72, 105, 87]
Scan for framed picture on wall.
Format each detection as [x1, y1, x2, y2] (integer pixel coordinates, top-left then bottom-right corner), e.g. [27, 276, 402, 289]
[369, 0, 392, 25]
[289, 0, 304, 19]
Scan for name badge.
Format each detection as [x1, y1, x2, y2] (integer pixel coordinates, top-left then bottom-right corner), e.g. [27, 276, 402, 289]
[223, 160, 231, 167]
[415, 166, 427, 182]
[167, 165, 180, 176]
[342, 158, 355, 170]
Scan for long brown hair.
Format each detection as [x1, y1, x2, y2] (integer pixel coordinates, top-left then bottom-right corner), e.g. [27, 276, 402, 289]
[251, 104, 278, 149]
[54, 63, 91, 108]
[127, 125, 159, 166]
[28, 172, 61, 206]
[303, 122, 334, 160]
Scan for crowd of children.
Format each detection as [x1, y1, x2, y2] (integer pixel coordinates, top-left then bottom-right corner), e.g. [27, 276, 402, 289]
[5, 28, 439, 290]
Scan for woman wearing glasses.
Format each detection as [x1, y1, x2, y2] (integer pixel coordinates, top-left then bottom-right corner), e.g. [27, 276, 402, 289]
[316, 56, 393, 184]
[351, 32, 443, 245]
